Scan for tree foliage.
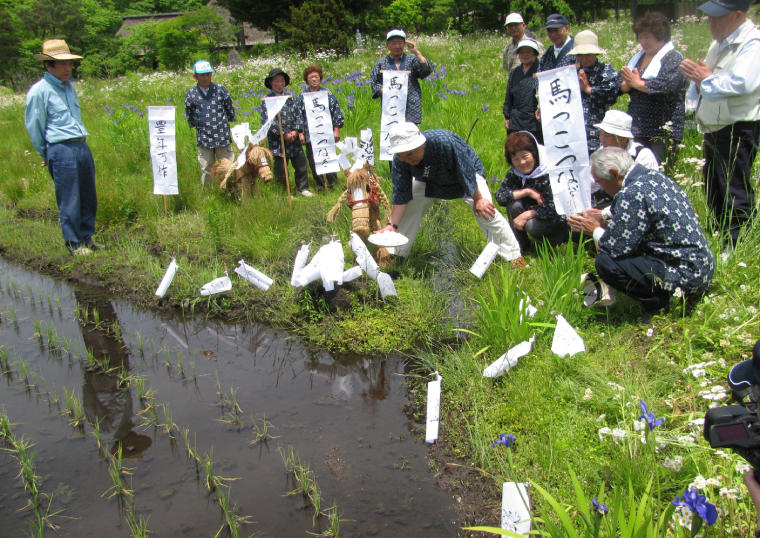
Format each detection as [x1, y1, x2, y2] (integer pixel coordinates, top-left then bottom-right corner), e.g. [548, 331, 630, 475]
[278, 0, 353, 54]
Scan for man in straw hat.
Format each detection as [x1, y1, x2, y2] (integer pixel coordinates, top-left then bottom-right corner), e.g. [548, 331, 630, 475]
[502, 13, 544, 73]
[25, 39, 100, 255]
[681, 0, 760, 248]
[567, 30, 621, 153]
[374, 123, 524, 267]
[184, 60, 235, 187]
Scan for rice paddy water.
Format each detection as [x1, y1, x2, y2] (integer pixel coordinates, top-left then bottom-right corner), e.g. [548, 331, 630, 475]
[0, 258, 456, 537]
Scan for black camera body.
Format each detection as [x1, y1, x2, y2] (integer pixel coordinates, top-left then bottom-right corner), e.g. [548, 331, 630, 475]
[704, 404, 760, 450]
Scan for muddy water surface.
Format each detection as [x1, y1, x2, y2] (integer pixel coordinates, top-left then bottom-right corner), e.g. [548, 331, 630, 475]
[0, 259, 457, 538]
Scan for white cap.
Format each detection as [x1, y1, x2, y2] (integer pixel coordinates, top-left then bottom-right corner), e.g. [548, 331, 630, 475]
[389, 122, 427, 154]
[593, 110, 634, 139]
[504, 13, 524, 25]
[515, 38, 540, 53]
[386, 29, 406, 41]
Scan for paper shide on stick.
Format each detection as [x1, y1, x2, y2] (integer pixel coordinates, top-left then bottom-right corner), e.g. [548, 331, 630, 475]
[551, 314, 585, 357]
[426, 371, 442, 444]
[483, 335, 535, 378]
[155, 257, 178, 297]
[200, 272, 232, 296]
[235, 259, 273, 291]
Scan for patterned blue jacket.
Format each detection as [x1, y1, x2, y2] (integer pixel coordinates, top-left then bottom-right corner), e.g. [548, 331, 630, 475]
[260, 90, 304, 158]
[370, 53, 434, 124]
[294, 88, 345, 144]
[538, 37, 576, 72]
[391, 130, 484, 205]
[184, 82, 235, 149]
[580, 61, 622, 152]
[600, 165, 715, 293]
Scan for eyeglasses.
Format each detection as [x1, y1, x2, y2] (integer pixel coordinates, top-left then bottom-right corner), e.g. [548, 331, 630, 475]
[743, 400, 759, 413]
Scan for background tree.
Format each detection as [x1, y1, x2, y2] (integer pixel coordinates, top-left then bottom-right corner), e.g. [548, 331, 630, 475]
[278, 0, 353, 54]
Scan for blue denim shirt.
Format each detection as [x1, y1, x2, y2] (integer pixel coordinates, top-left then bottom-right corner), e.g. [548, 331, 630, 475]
[25, 72, 89, 159]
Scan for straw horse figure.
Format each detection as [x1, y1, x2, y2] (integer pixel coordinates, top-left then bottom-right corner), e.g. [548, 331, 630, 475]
[211, 143, 273, 199]
[327, 162, 392, 266]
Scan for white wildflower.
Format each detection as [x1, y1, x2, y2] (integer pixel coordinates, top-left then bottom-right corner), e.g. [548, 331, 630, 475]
[583, 388, 593, 400]
[633, 420, 646, 431]
[646, 328, 654, 337]
[598, 427, 612, 441]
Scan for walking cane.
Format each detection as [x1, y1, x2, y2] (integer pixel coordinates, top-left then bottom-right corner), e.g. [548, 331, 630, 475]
[277, 112, 292, 207]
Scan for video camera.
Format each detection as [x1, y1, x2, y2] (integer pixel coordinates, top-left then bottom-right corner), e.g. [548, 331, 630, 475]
[704, 404, 760, 451]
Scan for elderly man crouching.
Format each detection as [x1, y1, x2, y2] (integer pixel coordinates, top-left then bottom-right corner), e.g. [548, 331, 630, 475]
[568, 147, 715, 321]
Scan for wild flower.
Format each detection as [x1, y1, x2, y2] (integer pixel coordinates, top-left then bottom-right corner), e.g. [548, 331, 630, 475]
[596, 414, 606, 422]
[492, 433, 516, 448]
[673, 287, 683, 298]
[706, 477, 721, 487]
[679, 434, 696, 444]
[611, 428, 625, 444]
[633, 420, 646, 432]
[664, 456, 683, 471]
[598, 427, 612, 441]
[168, 97, 173, 102]
[672, 486, 718, 526]
[692, 476, 707, 489]
[738, 262, 748, 267]
[583, 388, 593, 400]
[736, 462, 751, 474]
[646, 328, 654, 337]
[591, 497, 608, 515]
[638, 400, 665, 430]
[482, 105, 489, 111]
[719, 487, 739, 499]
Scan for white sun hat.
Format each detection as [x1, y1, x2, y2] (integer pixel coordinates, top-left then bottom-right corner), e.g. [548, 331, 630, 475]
[389, 122, 427, 154]
[504, 13, 524, 25]
[593, 110, 634, 139]
[568, 30, 606, 55]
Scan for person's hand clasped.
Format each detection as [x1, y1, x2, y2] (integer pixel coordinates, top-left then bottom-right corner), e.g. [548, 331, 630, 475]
[578, 69, 591, 94]
[298, 132, 305, 144]
[620, 67, 645, 91]
[473, 197, 496, 220]
[681, 59, 713, 85]
[568, 213, 601, 236]
[524, 188, 544, 204]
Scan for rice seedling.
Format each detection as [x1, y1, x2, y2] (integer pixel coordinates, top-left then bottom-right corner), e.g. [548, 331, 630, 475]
[70, 393, 85, 428]
[25, 283, 33, 299]
[310, 482, 323, 525]
[104, 447, 134, 501]
[45, 290, 51, 309]
[250, 418, 279, 445]
[73, 303, 80, 320]
[163, 348, 171, 369]
[47, 384, 59, 407]
[33, 319, 42, 339]
[89, 416, 104, 452]
[296, 465, 312, 498]
[54, 294, 60, 310]
[177, 349, 184, 374]
[18, 356, 29, 385]
[228, 385, 242, 415]
[135, 331, 143, 351]
[0, 347, 10, 374]
[92, 307, 100, 326]
[201, 448, 215, 491]
[113, 322, 121, 340]
[8, 304, 17, 323]
[28, 493, 69, 536]
[279, 445, 298, 474]
[162, 405, 176, 437]
[217, 412, 245, 430]
[125, 505, 150, 538]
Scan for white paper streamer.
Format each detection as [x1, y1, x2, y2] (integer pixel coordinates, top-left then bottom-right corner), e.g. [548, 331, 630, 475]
[380, 72, 409, 161]
[148, 107, 178, 195]
[483, 335, 535, 378]
[551, 314, 585, 357]
[295, 254, 322, 287]
[249, 95, 290, 146]
[349, 232, 379, 280]
[291, 243, 311, 286]
[200, 273, 232, 296]
[155, 258, 178, 297]
[230, 122, 250, 152]
[303, 91, 340, 175]
[356, 128, 374, 166]
[537, 65, 592, 216]
[376, 272, 397, 300]
[317, 241, 345, 291]
[502, 482, 531, 536]
[426, 372, 442, 444]
[342, 266, 363, 282]
[470, 241, 500, 278]
[235, 259, 273, 291]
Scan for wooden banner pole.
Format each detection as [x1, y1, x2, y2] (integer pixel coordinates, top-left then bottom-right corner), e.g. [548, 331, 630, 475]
[277, 113, 292, 207]
[163, 195, 167, 218]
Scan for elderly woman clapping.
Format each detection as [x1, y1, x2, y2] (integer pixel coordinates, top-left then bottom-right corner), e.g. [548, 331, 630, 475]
[503, 39, 543, 144]
[620, 12, 689, 172]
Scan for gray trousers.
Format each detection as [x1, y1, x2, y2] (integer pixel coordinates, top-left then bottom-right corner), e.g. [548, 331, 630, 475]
[505, 200, 570, 251]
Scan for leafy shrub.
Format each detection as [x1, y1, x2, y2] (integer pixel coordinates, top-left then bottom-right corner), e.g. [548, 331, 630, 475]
[278, 0, 353, 55]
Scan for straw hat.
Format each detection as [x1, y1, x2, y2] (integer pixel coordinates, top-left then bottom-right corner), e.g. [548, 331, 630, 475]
[389, 123, 426, 154]
[593, 110, 634, 139]
[34, 39, 83, 61]
[568, 30, 605, 55]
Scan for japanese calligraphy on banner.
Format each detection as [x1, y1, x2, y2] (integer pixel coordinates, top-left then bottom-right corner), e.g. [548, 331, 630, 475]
[249, 95, 290, 145]
[303, 91, 340, 175]
[148, 106, 178, 195]
[357, 128, 375, 166]
[379, 71, 409, 161]
[537, 65, 592, 216]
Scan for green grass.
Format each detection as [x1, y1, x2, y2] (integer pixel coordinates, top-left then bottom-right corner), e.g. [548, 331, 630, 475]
[1, 11, 759, 535]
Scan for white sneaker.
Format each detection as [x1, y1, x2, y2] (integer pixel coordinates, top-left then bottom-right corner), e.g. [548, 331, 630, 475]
[300, 190, 314, 197]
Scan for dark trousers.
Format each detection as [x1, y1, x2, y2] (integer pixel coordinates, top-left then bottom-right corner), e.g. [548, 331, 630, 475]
[273, 151, 309, 193]
[505, 200, 569, 251]
[304, 142, 338, 188]
[703, 121, 760, 244]
[634, 136, 679, 176]
[46, 140, 97, 251]
[595, 252, 670, 311]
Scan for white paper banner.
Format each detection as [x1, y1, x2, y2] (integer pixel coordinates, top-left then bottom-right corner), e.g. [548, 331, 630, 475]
[342, 266, 363, 282]
[349, 232, 379, 280]
[155, 258, 178, 297]
[380, 72, 409, 161]
[200, 273, 232, 296]
[483, 335, 535, 378]
[356, 128, 375, 166]
[303, 91, 340, 175]
[551, 314, 585, 357]
[426, 372, 442, 444]
[230, 122, 250, 152]
[291, 243, 311, 286]
[502, 482, 531, 536]
[376, 272, 397, 300]
[148, 107, 178, 195]
[537, 65, 592, 216]
[250, 95, 290, 146]
[235, 259, 273, 292]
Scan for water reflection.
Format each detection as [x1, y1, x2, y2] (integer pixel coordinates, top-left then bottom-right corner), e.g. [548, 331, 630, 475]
[76, 290, 151, 461]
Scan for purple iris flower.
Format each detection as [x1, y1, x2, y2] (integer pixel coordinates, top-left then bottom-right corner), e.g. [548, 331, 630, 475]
[491, 433, 516, 448]
[482, 105, 490, 111]
[324, 77, 333, 82]
[474, 85, 479, 89]
[104, 106, 110, 110]
[235, 99, 240, 103]
[244, 112, 250, 117]
[638, 400, 665, 430]
[114, 120, 119, 125]
[440, 66, 447, 75]
[139, 112, 144, 117]
[672, 487, 718, 526]
[347, 104, 355, 109]
[438, 93, 447, 99]
[168, 97, 173, 102]
[489, 176, 501, 182]
[107, 112, 114, 116]
[243, 93, 248, 98]
[592, 497, 609, 515]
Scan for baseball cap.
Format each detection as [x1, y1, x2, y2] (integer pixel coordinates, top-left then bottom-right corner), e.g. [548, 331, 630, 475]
[698, 0, 751, 17]
[504, 13, 524, 25]
[193, 60, 214, 74]
[545, 14, 569, 28]
[387, 29, 407, 41]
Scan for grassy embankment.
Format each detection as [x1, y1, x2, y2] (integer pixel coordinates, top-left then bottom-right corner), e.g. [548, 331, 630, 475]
[1, 15, 759, 534]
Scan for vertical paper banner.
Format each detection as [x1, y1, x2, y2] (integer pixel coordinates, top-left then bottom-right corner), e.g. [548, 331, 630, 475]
[357, 128, 375, 166]
[250, 95, 290, 145]
[303, 91, 340, 175]
[537, 65, 592, 216]
[148, 106, 178, 195]
[425, 372, 442, 444]
[501, 482, 531, 536]
[230, 122, 249, 152]
[379, 71, 409, 161]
